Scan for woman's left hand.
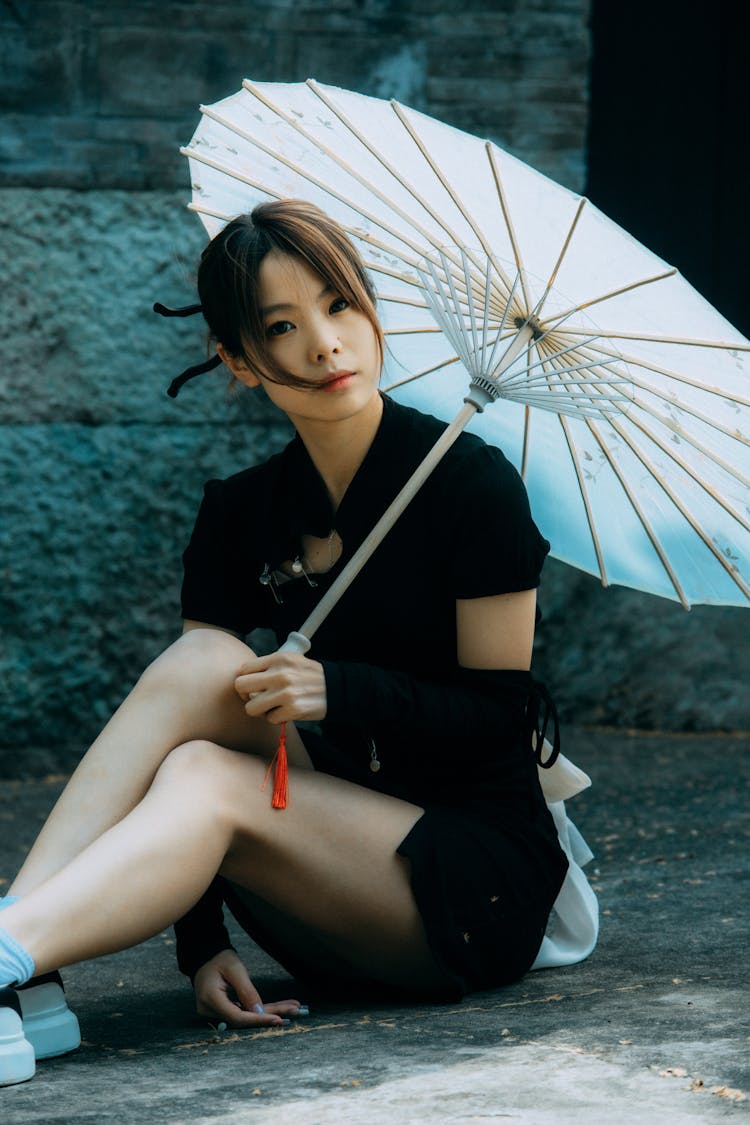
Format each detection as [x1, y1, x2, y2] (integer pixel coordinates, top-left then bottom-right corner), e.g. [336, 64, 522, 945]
[194, 950, 304, 1028]
[234, 651, 327, 724]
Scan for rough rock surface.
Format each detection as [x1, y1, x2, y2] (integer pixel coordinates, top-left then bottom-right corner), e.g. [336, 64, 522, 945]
[533, 559, 749, 733]
[1, 189, 293, 774]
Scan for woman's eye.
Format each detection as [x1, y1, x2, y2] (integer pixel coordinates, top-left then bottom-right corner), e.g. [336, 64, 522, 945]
[266, 320, 293, 338]
[329, 297, 349, 314]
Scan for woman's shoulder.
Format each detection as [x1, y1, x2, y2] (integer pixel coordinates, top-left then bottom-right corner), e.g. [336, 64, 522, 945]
[384, 395, 501, 468]
[199, 445, 289, 510]
[382, 397, 526, 520]
[397, 401, 519, 489]
[388, 403, 550, 589]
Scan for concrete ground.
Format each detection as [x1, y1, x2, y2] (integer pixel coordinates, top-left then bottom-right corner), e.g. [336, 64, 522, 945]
[1, 727, 748, 1123]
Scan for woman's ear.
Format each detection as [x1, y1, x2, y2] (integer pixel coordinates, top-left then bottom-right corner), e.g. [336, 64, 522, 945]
[216, 343, 262, 388]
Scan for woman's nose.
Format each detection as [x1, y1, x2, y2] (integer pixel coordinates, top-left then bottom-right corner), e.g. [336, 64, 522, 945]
[309, 322, 340, 362]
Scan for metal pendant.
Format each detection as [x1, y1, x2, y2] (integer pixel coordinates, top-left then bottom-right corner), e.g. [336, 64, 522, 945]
[291, 555, 318, 587]
[259, 564, 282, 604]
[368, 737, 381, 773]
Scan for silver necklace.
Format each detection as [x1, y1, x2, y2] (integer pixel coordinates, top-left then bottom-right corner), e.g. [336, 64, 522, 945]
[291, 528, 338, 579]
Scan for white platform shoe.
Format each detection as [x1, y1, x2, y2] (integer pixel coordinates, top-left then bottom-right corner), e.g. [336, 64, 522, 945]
[0, 973, 81, 1087]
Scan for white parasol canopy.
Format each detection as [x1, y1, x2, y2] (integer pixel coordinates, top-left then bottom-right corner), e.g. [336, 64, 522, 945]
[181, 79, 750, 611]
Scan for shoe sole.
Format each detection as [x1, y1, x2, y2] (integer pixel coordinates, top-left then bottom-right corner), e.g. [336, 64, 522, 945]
[0, 1007, 35, 1087]
[17, 982, 81, 1060]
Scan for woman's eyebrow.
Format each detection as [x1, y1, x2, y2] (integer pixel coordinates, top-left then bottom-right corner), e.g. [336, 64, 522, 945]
[262, 285, 334, 316]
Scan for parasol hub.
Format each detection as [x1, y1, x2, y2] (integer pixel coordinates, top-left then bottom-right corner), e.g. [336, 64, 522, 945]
[514, 314, 545, 341]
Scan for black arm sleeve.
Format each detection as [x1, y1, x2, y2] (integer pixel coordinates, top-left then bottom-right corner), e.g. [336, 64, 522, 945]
[174, 879, 235, 982]
[322, 660, 533, 757]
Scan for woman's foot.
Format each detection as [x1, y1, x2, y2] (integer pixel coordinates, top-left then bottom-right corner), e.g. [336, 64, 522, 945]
[0, 987, 35, 1087]
[15, 973, 81, 1060]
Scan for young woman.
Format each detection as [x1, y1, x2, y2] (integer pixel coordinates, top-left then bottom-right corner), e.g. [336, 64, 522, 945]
[0, 200, 568, 1086]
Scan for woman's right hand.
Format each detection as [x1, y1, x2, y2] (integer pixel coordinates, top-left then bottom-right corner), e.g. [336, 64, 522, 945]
[234, 651, 327, 723]
[193, 949, 303, 1027]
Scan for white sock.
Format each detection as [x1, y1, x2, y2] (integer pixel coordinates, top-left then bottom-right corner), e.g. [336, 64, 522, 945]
[0, 926, 35, 988]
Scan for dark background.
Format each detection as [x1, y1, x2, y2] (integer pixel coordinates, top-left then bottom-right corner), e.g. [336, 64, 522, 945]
[587, 0, 749, 336]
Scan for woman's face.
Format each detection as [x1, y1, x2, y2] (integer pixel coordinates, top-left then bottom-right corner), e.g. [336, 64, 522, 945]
[224, 249, 382, 429]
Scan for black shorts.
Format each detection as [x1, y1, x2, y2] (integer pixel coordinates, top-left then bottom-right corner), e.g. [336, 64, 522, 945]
[223, 730, 567, 1001]
[397, 804, 567, 995]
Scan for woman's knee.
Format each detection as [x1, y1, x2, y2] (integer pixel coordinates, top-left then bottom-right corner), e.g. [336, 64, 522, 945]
[154, 739, 265, 802]
[154, 738, 230, 798]
[138, 629, 256, 696]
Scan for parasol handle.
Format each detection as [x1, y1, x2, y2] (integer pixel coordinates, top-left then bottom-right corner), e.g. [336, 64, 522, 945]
[279, 631, 312, 655]
[282, 396, 485, 652]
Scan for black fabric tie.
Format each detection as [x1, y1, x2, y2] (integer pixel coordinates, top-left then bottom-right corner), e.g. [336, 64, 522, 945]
[526, 679, 561, 769]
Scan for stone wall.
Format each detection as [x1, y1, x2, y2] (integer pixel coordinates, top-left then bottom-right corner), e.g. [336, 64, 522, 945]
[1, 0, 747, 778]
[1, 0, 590, 191]
[0, 188, 286, 776]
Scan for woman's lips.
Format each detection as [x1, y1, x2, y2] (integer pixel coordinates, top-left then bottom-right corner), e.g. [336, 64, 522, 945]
[320, 371, 355, 392]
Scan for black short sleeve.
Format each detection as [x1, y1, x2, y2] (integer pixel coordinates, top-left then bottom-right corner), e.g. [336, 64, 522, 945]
[447, 444, 550, 598]
[180, 479, 259, 636]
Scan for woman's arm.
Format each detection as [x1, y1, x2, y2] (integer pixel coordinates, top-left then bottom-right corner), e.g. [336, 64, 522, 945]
[174, 881, 234, 981]
[232, 589, 537, 721]
[324, 589, 540, 757]
[215, 607, 543, 775]
[231, 590, 540, 762]
[455, 589, 537, 671]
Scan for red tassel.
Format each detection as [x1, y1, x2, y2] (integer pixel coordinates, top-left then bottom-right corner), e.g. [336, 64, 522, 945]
[261, 722, 289, 809]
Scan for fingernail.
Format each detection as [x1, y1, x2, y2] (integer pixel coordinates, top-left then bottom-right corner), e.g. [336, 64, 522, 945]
[296, 1005, 310, 1017]
[217, 1021, 228, 1033]
[277, 1018, 291, 1026]
[253, 1003, 266, 1015]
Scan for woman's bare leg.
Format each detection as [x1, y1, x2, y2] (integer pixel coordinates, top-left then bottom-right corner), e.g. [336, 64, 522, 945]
[9, 629, 311, 897]
[1, 741, 447, 993]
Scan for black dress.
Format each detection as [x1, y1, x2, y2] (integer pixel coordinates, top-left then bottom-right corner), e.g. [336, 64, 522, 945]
[175, 395, 568, 998]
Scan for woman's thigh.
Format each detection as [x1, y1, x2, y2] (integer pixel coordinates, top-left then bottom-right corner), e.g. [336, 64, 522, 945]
[196, 744, 449, 993]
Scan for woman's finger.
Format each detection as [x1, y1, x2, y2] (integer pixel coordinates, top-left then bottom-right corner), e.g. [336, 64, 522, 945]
[226, 960, 263, 1012]
[235, 670, 275, 698]
[220, 958, 291, 1027]
[211, 1006, 288, 1029]
[265, 999, 309, 1017]
[246, 695, 288, 720]
[235, 655, 270, 677]
[199, 991, 290, 1028]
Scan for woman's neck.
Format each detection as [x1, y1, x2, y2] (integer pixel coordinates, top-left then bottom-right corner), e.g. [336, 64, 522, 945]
[293, 393, 384, 512]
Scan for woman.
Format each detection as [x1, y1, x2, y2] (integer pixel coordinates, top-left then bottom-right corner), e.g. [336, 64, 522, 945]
[0, 200, 567, 1087]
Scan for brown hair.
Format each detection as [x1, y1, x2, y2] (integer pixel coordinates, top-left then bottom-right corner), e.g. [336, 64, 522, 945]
[197, 200, 384, 389]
